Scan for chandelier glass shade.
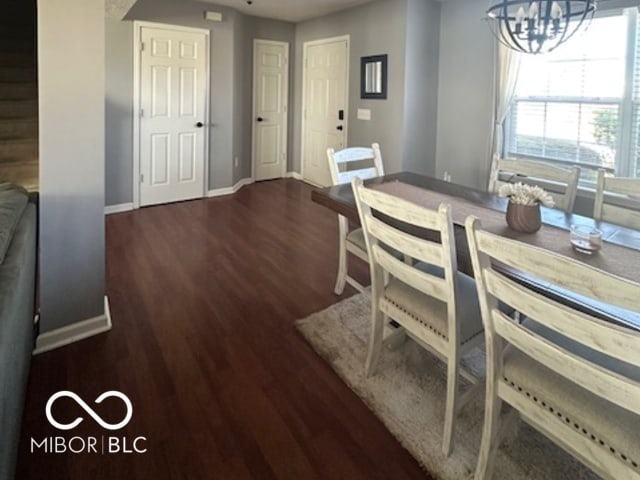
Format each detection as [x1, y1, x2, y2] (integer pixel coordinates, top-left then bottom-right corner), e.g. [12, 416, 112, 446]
[486, 1, 597, 54]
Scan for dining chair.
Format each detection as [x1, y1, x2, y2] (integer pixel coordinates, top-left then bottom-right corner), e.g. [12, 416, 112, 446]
[488, 155, 580, 213]
[594, 168, 640, 230]
[326, 144, 384, 294]
[466, 216, 640, 480]
[352, 177, 484, 456]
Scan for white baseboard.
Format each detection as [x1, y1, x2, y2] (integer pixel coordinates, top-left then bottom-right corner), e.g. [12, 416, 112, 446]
[105, 203, 134, 215]
[286, 171, 303, 180]
[33, 296, 112, 355]
[293, 174, 322, 188]
[207, 177, 254, 198]
[107, 179, 255, 210]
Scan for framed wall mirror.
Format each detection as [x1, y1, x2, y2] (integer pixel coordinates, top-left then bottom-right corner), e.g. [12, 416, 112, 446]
[360, 54, 387, 99]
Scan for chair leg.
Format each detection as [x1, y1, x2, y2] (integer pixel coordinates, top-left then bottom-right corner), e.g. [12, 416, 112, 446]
[365, 307, 385, 377]
[333, 221, 348, 295]
[474, 384, 503, 480]
[442, 359, 460, 456]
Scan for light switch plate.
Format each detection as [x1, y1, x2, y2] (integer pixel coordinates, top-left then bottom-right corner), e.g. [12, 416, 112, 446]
[357, 108, 371, 120]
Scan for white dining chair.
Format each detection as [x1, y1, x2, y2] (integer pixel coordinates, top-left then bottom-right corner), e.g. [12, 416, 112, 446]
[352, 177, 484, 455]
[594, 168, 640, 229]
[466, 216, 640, 480]
[488, 155, 580, 213]
[326, 144, 384, 294]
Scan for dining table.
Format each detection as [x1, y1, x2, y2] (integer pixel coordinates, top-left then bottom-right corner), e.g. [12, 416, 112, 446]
[311, 171, 640, 331]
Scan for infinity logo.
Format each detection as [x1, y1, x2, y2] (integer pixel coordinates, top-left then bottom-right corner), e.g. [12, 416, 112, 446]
[46, 391, 133, 431]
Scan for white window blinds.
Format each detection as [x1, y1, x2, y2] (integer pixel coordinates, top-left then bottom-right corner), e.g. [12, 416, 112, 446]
[507, 9, 639, 183]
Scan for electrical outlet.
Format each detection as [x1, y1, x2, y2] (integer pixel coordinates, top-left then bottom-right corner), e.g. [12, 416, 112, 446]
[234, 156, 238, 168]
[444, 171, 452, 183]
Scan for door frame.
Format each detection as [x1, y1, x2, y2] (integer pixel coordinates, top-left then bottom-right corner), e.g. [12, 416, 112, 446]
[132, 21, 211, 209]
[300, 34, 350, 186]
[251, 39, 289, 181]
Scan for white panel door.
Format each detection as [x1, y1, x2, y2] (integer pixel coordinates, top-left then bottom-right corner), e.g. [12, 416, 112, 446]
[253, 40, 288, 181]
[302, 38, 348, 187]
[139, 26, 207, 206]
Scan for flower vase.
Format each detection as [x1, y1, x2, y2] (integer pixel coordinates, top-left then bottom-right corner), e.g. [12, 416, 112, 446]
[505, 202, 541, 233]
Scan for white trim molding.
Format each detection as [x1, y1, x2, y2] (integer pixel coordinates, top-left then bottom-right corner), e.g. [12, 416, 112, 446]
[33, 296, 112, 355]
[286, 171, 303, 180]
[287, 171, 321, 187]
[105, 203, 134, 215]
[207, 177, 254, 198]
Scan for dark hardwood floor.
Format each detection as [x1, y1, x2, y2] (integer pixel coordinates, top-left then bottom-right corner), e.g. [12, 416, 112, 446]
[16, 179, 431, 480]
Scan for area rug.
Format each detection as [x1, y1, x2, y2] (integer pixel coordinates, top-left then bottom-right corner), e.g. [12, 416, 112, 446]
[295, 291, 599, 480]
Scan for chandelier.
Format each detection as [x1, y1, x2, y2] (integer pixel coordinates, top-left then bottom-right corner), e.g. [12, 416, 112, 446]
[486, 1, 597, 54]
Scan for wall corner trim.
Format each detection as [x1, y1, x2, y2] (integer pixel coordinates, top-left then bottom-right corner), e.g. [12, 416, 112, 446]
[207, 177, 254, 198]
[33, 296, 112, 355]
[105, 203, 135, 215]
[286, 172, 303, 180]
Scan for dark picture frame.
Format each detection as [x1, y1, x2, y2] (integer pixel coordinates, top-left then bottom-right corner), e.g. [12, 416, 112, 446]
[360, 54, 387, 100]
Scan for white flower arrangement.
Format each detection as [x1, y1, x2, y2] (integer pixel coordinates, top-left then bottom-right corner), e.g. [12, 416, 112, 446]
[498, 182, 555, 208]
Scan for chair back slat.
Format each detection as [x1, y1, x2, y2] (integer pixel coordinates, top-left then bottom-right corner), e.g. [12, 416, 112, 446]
[356, 184, 444, 232]
[475, 229, 637, 313]
[489, 156, 580, 213]
[484, 268, 640, 367]
[594, 169, 640, 228]
[327, 143, 384, 186]
[337, 167, 378, 184]
[601, 176, 640, 197]
[372, 244, 449, 302]
[366, 215, 444, 267]
[493, 158, 576, 184]
[331, 147, 376, 163]
[599, 204, 640, 230]
[492, 309, 640, 415]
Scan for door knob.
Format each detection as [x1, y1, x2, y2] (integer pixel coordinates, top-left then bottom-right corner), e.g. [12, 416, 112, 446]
[257, 117, 264, 122]
[196, 122, 204, 128]
[336, 125, 344, 131]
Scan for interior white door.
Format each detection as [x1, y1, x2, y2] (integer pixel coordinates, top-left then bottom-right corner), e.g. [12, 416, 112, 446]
[139, 26, 207, 206]
[302, 38, 348, 187]
[253, 40, 288, 181]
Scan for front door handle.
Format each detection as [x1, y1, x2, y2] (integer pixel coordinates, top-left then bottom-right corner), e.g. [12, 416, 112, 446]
[257, 117, 264, 122]
[196, 122, 204, 128]
[336, 125, 343, 131]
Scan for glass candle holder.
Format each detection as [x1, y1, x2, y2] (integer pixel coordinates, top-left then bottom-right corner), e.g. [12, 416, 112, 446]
[570, 225, 603, 254]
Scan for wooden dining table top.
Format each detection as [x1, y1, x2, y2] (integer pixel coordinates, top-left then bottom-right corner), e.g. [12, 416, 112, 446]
[311, 171, 640, 330]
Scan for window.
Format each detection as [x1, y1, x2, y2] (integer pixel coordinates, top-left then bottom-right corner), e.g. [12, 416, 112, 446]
[506, 8, 640, 184]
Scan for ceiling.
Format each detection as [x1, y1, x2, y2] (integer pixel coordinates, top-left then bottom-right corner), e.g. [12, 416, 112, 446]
[199, 0, 378, 23]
